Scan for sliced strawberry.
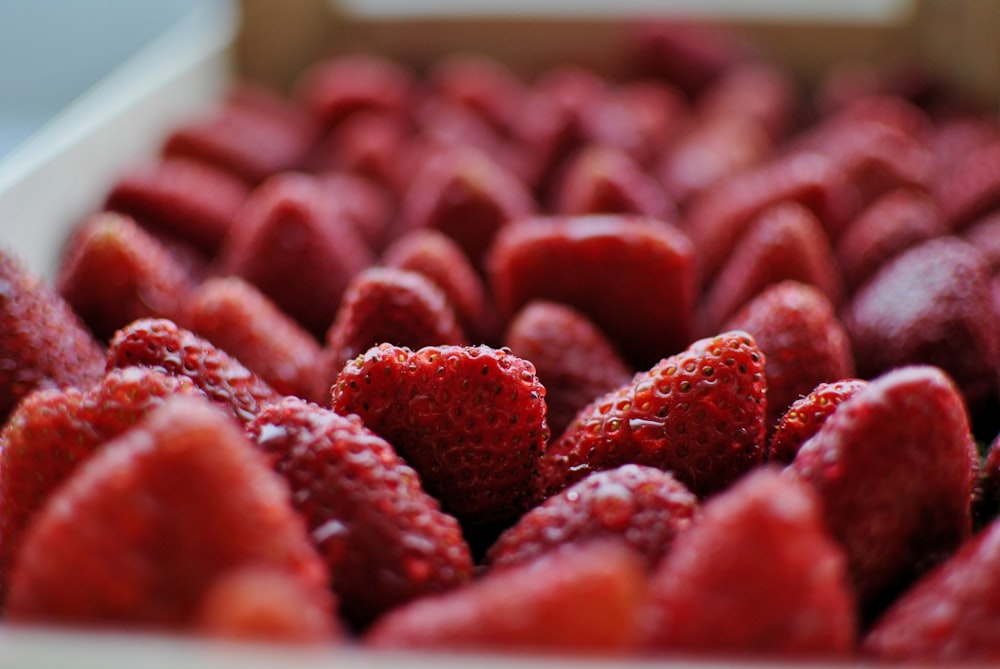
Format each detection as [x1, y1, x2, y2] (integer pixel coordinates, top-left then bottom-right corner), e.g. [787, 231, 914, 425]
[641, 468, 856, 658]
[330, 344, 548, 529]
[768, 379, 868, 464]
[5, 396, 328, 629]
[295, 53, 414, 129]
[247, 398, 473, 628]
[536, 331, 766, 500]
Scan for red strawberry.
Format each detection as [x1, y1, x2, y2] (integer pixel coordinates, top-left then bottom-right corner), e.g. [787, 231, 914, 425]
[365, 540, 646, 656]
[330, 344, 548, 529]
[427, 54, 525, 134]
[316, 172, 394, 253]
[503, 300, 632, 439]
[697, 61, 797, 141]
[535, 331, 766, 500]
[488, 215, 697, 368]
[787, 365, 975, 619]
[488, 464, 698, 570]
[616, 79, 690, 164]
[181, 277, 323, 402]
[962, 209, 1000, 273]
[5, 396, 329, 629]
[641, 468, 856, 658]
[104, 157, 249, 253]
[700, 202, 845, 335]
[768, 379, 868, 464]
[935, 139, 1000, 229]
[217, 172, 374, 338]
[247, 398, 473, 627]
[0, 248, 104, 424]
[308, 111, 411, 194]
[56, 212, 193, 342]
[107, 318, 280, 424]
[295, 53, 414, 129]
[722, 281, 855, 432]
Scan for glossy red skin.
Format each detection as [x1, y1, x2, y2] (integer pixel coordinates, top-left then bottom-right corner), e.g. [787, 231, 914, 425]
[330, 344, 549, 528]
[488, 464, 698, 570]
[641, 469, 856, 658]
[503, 300, 632, 440]
[56, 212, 193, 342]
[723, 281, 855, 432]
[935, 140, 1000, 230]
[107, 318, 280, 425]
[247, 398, 473, 628]
[0, 250, 105, 424]
[295, 53, 414, 129]
[535, 331, 767, 501]
[104, 157, 249, 253]
[365, 540, 646, 655]
[5, 397, 328, 629]
[488, 215, 697, 369]
[768, 379, 868, 465]
[697, 61, 797, 142]
[787, 365, 975, 620]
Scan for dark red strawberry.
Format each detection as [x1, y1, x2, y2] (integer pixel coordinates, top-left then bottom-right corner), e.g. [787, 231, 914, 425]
[930, 112, 1000, 179]
[181, 277, 323, 402]
[365, 540, 646, 656]
[787, 365, 975, 620]
[247, 398, 473, 628]
[5, 396, 329, 629]
[308, 111, 411, 194]
[316, 172, 394, 253]
[104, 157, 249, 253]
[488, 464, 698, 570]
[488, 215, 696, 368]
[768, 379, 868, 464]
[962, 209, 1000, 273]
[330, 344, 548, 529]
[107, 318, 279, 424]
[295, 53, 413, 129]
[503, 300, 632, 440]
[56, 212, 193, 342]
[427, 54, 525, 134]
[536, 331, 766, 500]
[616, 79, 690, 164]
[641, 468, 855, 658]
[697, 61, 797, 142]
[935, 139, 1000, 230]
[0, 248, 104, 424]
[723, 281, 855, 432]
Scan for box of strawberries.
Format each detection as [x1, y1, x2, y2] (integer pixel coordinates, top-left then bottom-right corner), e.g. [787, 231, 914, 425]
[2, 0, 1000, 666]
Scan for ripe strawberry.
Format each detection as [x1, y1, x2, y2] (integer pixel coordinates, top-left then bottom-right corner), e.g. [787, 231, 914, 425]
[216, 172, 374, 338]
[535, 331, 766, 500]
[427, 54, 525, 134]
[365, 540, 646, 656]
[181, 277, 324, 402]
[700, 202, 845, 335]
[697, 61, 797, 141]
[843, 236, 999, 414]
[503, 300, 632, 439]
[616, 79, 690, 164]
[295, 53, 414, 129]
[104, 157, 249, 253]
[962, 209, 1000, 273]
[316, 172, 394, 253]
[107, 318, 280, 424]
[768, 379, 868, 464]
[488, 215, 697, 368]
[787, 365, 975, 620]
[0, 367, 202, 595]
[5, 396, 329, 629]
[0, 248, 104, 424]
[330, 344, 548, 529]
[935, 140, 1000, 230]
[487, 464, 698, 570]
[307, 111, 411, 194]
[413, 96, 508, 163]
[247, 398, 473, 628]
[56, 212, 193, 342]
[722, 281, 855, 432]
[641, 468, 856, 658]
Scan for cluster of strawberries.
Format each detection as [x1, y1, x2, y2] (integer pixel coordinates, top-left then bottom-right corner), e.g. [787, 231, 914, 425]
[3, 22, 1000, 663]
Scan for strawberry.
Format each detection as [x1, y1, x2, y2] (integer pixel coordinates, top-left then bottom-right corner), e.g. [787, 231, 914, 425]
[503, 300, 632, 440]
[768, 379, 868, 464]
[181, 277, 324, 402]
[247, 398, 473, 628]
[787, 365, 975, 620]
[0, 248, 104, 424]
[843, 236, 999, 414]
[330, 343, 549, 529]
[487, 464, 698, 570]
[935, 139, 1000, 230]
[307, 111, 411, 194]
[55, 212, 193, 342]
[316, 172, 394, 253]
[5, 396, 329, 629]
[365, 540, 646, 656]
[107, 318, 280, 424]
[535, 331, 766, 500]
[104, 157, 249, 253]
[616, 79, 690, 164]
[641, 468, 856, 658]
[488, 215, 697, 368]
[700, 202, 845, 335]
[697, 61, 797, 142]
[216, 172, 374, 338]
[962, 209, 1000, 273]
[295, 53, 414, 129]
[427, 54, 525, 134]
[722, 281, 855, 432]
